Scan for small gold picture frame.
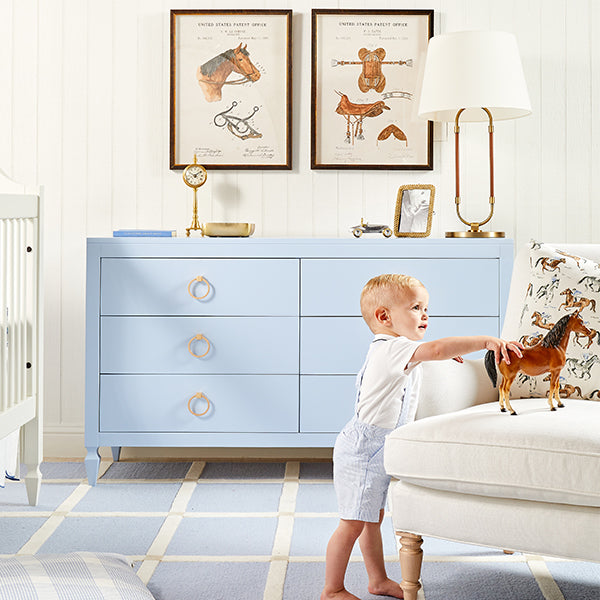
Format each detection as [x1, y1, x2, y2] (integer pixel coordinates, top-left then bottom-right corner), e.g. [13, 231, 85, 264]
[394, 184, 435, 237]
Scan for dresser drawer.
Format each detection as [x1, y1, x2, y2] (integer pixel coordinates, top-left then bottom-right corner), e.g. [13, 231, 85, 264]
[300, 376, 355, 433]
[101, 258, 299, 316]
[101, 316, 299, 374]
[301, 258, 499, 316]
[100, 375, 299, 433]
[300, 316, 500, 374]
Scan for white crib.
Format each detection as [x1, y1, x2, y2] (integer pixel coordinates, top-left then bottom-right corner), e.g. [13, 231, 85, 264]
[0, 170, 43, 505]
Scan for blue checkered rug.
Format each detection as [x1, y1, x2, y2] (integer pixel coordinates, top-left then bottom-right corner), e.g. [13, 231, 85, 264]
[1, 461, 598, 599]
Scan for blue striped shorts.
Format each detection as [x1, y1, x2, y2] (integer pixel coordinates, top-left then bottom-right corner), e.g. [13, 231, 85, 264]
[333, 416, 393, 523]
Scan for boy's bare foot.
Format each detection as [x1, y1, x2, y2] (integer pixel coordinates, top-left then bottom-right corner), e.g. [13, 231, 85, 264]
[320, 587, 361, 600]
[368, 578, 404, 598]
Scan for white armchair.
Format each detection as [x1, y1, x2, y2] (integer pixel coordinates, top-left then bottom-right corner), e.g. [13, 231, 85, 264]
[384, 243, 600, 600]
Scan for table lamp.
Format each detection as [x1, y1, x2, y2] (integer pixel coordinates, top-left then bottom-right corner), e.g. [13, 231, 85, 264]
[418, 31, 531, 238]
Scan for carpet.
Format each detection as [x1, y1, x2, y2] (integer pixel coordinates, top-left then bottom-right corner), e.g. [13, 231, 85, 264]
[0, 460, 598, 600]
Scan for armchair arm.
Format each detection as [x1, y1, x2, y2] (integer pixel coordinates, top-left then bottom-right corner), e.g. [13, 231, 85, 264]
[415, 358, 498, 420]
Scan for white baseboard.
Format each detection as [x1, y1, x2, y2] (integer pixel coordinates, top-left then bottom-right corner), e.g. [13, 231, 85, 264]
[42, 430, 333, 461]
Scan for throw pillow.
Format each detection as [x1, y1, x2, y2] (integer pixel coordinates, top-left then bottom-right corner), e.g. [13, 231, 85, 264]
[510, 241, 600, 401]
[0, 553, 156, 600]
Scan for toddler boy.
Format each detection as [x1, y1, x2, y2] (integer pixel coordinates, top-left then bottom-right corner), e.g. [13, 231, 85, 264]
[321, 274, 522, 600]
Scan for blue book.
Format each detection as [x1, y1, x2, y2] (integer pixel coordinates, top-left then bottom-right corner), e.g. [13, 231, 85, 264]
[113, 229, 177, 237]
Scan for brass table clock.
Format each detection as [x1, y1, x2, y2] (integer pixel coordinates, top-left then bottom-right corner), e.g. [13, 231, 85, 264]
[182, 156, 207, 237]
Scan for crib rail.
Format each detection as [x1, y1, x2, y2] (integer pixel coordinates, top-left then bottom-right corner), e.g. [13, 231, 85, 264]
[0, 195, 39, 420]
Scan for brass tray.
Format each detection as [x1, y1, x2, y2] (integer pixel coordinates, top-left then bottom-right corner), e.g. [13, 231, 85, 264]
[201, 222, 255, 237]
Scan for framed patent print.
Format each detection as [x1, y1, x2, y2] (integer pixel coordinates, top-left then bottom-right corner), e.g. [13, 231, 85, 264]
[311, 9, 433, 170]
[170, 9, 292, 169]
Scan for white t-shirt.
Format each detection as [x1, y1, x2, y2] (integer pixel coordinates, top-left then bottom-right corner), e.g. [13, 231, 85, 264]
[356, 335, 423, 429]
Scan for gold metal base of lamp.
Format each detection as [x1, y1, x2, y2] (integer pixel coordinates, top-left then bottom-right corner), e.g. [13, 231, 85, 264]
[447, 107, 506, 240]
[446, 230, 505, 238]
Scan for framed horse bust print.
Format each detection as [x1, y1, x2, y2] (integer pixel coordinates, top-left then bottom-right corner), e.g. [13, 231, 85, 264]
[311, 9, 433, 170]
[170, 10, 292, 170]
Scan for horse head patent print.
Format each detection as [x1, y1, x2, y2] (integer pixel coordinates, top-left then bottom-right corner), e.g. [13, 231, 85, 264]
[196, 43, 261, 102]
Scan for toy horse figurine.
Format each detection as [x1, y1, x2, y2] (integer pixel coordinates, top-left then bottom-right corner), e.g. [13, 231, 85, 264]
[485, 312, 593, 415]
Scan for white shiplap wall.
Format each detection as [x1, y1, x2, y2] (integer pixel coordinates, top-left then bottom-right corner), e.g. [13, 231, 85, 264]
[1, 0, 598, 457]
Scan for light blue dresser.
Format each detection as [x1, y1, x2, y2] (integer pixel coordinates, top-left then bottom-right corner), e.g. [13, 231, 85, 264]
[85, 238, 513, 484]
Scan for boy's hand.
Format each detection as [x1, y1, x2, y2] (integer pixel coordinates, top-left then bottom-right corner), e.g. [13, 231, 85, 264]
[486, 337, 524, 365]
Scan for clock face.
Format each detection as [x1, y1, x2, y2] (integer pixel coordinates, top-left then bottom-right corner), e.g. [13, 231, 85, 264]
[183, 164, 207, 188]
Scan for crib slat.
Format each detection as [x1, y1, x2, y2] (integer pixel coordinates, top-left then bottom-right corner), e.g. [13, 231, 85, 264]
[14, 219, 21, 408]
[0, 216, 33, 413]
[8, 219, 16, 410]
[0, 219, 7, 413]
[18, 219, 27, 407]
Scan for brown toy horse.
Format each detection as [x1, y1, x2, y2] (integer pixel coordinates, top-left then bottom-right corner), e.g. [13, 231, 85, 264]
[485, 312, 593, 415]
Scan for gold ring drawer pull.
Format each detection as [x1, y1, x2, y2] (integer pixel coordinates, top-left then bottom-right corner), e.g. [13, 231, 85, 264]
[188, 276, 210, 300]
[188, 392, 210, 417]
[188, 334, 211, 358]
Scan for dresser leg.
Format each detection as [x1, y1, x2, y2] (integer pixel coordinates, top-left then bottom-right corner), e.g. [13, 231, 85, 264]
[85, 447, 101, 486]
[111, 446, 121, 462]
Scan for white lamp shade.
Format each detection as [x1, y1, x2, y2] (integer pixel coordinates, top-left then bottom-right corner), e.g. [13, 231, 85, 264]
[418, 30, 531, 122]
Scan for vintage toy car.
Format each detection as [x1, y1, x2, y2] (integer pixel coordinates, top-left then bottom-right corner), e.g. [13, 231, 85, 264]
[350, 218, 393, 238]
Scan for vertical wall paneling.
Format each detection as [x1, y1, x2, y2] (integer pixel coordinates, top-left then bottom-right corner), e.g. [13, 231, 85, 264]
[3, 0, 599, 454]
[60, 0, 88, 426]
[462, 0, 491, 30]
[338, 172, 363, 237]
[0, 2, 14, 171]
[11, 1, 38, 187]
[489, 0, 517, 238]
[261, 172, 287, 237]
[235, 172, 262, 227]
[111, 0, 138, 229]
[363, 171, 390, 230]
[137, 1, 166, 230]
[87, 0, 113, 236]
[37, 0, 63, 427]
[162, 0, 190, 231]
[312, 172, 338, 238]
[383, 173, 401, 234]
[514, 1, 543, 244]
[435, 0, 463, 236]
[210, 172, 235, 224]
[539, 1, 567, 242]
[565, 2, 591, 242]
[592, 0, 600, 243]
[287, 0, 313, 237]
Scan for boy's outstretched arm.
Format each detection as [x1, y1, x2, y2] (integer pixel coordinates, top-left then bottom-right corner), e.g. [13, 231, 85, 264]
[411, 336, 523, 365]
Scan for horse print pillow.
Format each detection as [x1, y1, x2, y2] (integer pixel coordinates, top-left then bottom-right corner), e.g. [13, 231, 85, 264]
[510, 241, 600, 401]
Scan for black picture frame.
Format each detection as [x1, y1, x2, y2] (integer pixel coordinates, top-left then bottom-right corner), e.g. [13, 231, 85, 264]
[311, 9, 433, 170]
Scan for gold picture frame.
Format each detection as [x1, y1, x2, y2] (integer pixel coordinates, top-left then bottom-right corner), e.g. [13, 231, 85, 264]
[394, 184, 435, 237]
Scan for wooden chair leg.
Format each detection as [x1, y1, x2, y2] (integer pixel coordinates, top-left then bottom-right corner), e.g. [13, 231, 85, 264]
[398, 532, 423, 600]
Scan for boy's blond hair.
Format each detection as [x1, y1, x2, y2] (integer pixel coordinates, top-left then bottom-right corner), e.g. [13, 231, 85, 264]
[360, 274, 424, 331]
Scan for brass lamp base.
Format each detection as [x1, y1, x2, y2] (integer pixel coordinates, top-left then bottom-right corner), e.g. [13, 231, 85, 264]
[446, 230, 505, 238]
[447, 108, 506, 241]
